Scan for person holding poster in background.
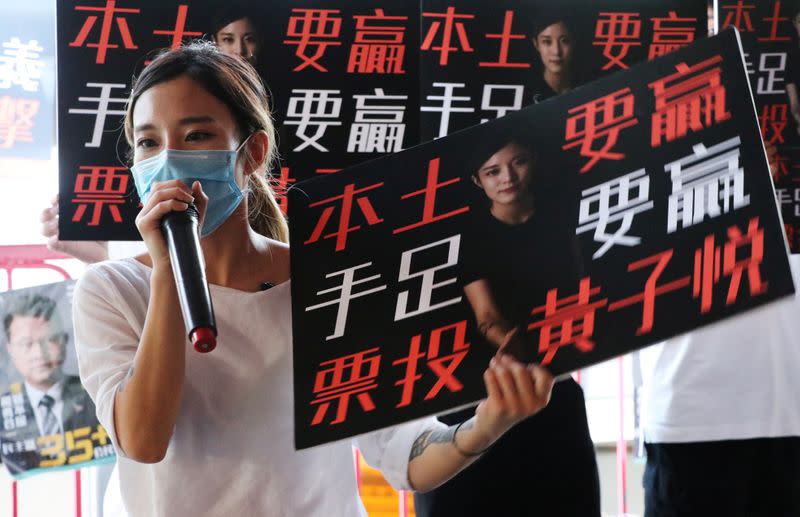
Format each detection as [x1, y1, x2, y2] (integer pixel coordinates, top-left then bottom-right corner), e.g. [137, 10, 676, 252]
[1, 293, 98, 474]
[72, 42, 557, 516]
[414, 134, 600, 517]
[640, 140, 800, 515]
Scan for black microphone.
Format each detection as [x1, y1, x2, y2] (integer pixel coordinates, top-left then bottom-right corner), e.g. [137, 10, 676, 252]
[160, 204, 217, 353]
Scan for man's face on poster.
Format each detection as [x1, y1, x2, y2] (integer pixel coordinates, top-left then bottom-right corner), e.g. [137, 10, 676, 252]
[6, 314, 67, 390]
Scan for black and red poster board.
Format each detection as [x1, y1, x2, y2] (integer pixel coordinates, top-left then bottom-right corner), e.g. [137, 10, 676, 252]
[716, 0, 800, 252]
[55, 0, 706, 240]
[288, 28, 794, 449]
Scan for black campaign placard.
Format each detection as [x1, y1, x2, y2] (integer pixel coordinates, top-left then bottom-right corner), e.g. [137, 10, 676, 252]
[56, 0, 705, 241]
[289, 28, 794, 449]
[717, 0, 800, 251]
[56, 0, 420, 240]
[419, 0, 708, 139]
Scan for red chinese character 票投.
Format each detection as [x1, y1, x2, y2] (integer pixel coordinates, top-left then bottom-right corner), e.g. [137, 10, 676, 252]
[311, 348, 381, 425]
[393, 321, 470, 408]
[71, 166, 129, 227]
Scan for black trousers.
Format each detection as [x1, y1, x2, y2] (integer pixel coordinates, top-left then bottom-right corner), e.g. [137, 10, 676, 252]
[413, 379, 601, 517]
[644, 437, 800, 517]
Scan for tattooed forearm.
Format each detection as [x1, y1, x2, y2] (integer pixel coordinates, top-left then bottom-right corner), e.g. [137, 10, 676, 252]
[409, 426, 457, 460]
[117, 366, 134, 393]
[477, 321, 496, 338]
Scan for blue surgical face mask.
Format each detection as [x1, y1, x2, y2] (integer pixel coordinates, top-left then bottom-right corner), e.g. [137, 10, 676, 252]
[130, 138, 250, 236]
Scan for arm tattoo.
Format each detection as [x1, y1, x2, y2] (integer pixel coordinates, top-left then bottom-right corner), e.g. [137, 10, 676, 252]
[477, 321, 496, 338]
[117, 366, 134, 393]
[409, 426, 457, 461]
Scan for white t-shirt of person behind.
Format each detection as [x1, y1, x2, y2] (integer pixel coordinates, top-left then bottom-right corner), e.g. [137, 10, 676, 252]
[641, 254, 800, 444]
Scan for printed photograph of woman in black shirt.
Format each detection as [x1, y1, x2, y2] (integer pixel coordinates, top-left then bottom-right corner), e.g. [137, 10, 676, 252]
[529, 12, 588, 103]
[460, 134, 584, 363]
[414, 132, 600, 517]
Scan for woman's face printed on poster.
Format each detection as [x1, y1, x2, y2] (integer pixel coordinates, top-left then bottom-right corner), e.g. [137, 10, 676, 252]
[213, 16, 259, 67]
[533, 21, 574, 76]
[471, 142, 535, 208]
[793, 11, 800, 39]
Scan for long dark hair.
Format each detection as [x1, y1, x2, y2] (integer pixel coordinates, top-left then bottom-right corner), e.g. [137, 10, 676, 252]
[123, 41, 288, 243]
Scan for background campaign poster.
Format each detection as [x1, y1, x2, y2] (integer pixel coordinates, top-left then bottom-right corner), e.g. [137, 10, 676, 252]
[0, 1, 56, 160]
[55, 0, 706, 240]
[0, 280, 114, 479]
[288, 28, 795, 448]
[717, 0, 800, 252]
[55, 0, 420, 240]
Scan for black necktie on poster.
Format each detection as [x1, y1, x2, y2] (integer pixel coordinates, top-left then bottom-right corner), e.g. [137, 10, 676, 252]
[38, 395, 60, 436]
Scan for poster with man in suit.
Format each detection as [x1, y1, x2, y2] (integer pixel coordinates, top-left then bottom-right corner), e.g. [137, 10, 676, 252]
[0, 281, 114, 478]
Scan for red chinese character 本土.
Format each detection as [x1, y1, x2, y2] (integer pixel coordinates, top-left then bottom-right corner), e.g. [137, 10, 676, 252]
[150, 5, 202, 55]
[272, 166, 297, 216]
[69, 0, 140, 64]
[393, 157, 469, 234]
[758, 1, 791, 42]
[304, 181, 384, 252]
[478, 10, 529, 69]
[421, 7, 475, 66]
[721, 1, 755, 32]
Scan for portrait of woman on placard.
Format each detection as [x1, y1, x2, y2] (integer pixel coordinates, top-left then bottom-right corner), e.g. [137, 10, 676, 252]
[209, 3, 264, 70]
[414, 131, 600, 517]
[460, 134, 583, 362]
[528, 11, 588, 104]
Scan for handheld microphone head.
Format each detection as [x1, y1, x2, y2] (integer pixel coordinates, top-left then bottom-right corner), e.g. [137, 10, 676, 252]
[191, 327, 217, 353]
